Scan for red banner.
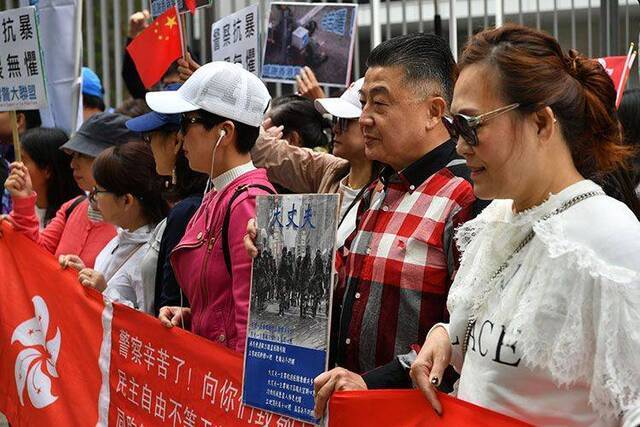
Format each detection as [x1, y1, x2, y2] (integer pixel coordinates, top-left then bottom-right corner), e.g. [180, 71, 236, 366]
[329, 390, 531, 426]
[0, 222, 528, 426]
[597, 53, 636, 107]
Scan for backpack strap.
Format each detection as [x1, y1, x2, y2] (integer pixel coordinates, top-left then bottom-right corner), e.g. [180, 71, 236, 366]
[64, 195, 87, 219]
[222, 184, 275, 275]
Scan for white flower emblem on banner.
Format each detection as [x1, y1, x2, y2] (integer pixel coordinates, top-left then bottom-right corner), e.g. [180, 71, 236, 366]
[11, 296, 61, 408]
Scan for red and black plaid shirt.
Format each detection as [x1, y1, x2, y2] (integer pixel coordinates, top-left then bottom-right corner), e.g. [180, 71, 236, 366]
[332, 139, 476, 374]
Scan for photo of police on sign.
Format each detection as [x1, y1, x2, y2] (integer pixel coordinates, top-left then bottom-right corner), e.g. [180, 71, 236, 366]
[0, 6, 47, 111]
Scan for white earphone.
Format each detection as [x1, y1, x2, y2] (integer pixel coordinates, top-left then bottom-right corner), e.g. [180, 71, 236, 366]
[219, 129, 226, 138]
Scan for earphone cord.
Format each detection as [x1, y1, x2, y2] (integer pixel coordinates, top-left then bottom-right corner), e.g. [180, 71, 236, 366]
[202, 131, 226, 197]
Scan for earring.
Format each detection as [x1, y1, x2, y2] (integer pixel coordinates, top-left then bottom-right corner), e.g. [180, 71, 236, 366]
[171, 168, 177, 185]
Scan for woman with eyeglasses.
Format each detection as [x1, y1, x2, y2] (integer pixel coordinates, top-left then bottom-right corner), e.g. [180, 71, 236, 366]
[125, 98, 208, 316]
[62, 141, 168, 312]
[410, 25, 640, 425]
[4, 113, 136, 269]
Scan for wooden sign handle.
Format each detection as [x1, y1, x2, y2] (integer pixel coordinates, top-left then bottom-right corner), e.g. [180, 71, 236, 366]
[9, 111, 21, 163]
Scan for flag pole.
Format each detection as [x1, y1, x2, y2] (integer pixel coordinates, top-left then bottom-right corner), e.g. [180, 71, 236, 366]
[175, 2, 187, 59]
[9, 111, 21, 163]
[616, 42, 636, 108]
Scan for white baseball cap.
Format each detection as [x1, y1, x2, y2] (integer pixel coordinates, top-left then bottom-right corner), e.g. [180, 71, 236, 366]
[314, 78, 364, 119]
[145, 61, 271, 128]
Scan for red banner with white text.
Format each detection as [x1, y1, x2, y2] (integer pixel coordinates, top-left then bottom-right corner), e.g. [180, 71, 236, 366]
[0, 222, 527, 426]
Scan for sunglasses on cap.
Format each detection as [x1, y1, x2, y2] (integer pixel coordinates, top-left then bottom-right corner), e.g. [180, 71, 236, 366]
[180, 114, 205, 135]
[331, 117, 350, 134]
[442, 103, 520, 146]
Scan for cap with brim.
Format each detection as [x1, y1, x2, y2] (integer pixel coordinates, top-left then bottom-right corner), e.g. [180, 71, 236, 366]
[126, 111, 181, 132]
[60, 133, 115, 158]
[60, 112, 136, 158]
[314, 98, 362, 119]
[146, 90, 199, 115]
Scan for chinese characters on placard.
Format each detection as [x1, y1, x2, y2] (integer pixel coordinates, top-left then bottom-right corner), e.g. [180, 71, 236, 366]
[0, 7, 46, 110]
[270, 204, 316, 230]
[211, 5, 259, 75]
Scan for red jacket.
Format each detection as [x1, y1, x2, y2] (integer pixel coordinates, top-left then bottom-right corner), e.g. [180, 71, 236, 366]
[171, 168, 274, 352]
[9, 194, 116, 268]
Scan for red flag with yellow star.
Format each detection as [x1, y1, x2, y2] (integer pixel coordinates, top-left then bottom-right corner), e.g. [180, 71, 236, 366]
[126, 6, 183, 89]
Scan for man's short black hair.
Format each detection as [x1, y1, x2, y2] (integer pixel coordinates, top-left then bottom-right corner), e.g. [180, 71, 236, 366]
[21, 109, 42, 130]
[83, 94, 106, 112]
[198, 110, 259, 154]
[366, 33, 458, 105]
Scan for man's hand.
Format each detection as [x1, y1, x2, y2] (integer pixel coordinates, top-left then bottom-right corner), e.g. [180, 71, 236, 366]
[158, 306, 192, 329]
[78, 268, 108, 292]
[177, 52, 201, 83]
[313, 368, 367, 418]
[409, 326, 452, 416]
[296, 67, 325, 100]
[128, 10, 150, 39]
[5, 162, 33, 199]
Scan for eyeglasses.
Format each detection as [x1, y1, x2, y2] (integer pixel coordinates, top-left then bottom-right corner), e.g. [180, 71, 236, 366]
[89, 186, 112, 205]
[331, 117, 350, 134]
[443, 103, 520, 146]
[180, 115, 204, 135]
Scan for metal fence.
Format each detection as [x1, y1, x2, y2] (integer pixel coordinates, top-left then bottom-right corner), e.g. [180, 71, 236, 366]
[2, 0, 639, 107]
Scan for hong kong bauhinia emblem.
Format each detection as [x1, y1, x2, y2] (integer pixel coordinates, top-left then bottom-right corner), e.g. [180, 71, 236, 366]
[11, 296, 60, 408]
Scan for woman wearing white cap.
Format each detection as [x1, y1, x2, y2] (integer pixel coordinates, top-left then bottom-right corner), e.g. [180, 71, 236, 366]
[250, 78, 380, 249]
[149, 62, 276, 353]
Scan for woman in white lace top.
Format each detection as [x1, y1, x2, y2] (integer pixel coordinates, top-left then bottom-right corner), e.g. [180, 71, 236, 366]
[411, 25, 640, 426]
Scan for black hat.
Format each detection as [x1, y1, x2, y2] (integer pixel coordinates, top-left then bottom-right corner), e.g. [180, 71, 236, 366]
[60, 112, 137, 158]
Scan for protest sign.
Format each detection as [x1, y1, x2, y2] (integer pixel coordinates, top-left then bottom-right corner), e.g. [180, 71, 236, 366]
[243, 194, 339, 424]
[0, 6, 47, 111]
[262, 2, 358, 87]
[211, 4, 260, 75]
[150, 0, 212, 19]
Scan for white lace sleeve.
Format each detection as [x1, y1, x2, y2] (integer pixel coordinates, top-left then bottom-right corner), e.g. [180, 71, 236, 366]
[502, 227, 640, 422]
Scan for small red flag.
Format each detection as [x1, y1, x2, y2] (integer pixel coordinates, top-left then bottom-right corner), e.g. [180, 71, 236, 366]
[185, 0, 197, 14]
[126, 6, 183, 89]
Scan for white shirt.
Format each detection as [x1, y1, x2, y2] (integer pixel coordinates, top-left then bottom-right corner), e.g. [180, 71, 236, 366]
[443, 180, 640, 426]
[139, 219, 167, 314]
[336, 177, 361, 249]
[94, 224, 155, 311]
[212, 161, 256, 192]
[35, 206, 46, 230]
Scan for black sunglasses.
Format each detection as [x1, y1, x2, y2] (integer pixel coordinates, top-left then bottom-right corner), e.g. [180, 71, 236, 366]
[180, 115, 205, 135]
[331, 116, 350, 134]
[443, 103, 520, 146]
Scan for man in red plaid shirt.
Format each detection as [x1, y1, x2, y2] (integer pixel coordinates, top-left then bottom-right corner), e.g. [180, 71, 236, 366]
[313, 33, 482, 416]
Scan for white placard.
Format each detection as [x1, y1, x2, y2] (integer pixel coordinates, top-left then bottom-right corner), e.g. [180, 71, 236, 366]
[0, 6, 47, 111]
[211, 4, 260, 76]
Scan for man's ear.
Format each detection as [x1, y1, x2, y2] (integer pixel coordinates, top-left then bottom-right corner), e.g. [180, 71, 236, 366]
[218, 121, 235, 146]
[16, 112, 27, 133]
[426, 97, 447, 131]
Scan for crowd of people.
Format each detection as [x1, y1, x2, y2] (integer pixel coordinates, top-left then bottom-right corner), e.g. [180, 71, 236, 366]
[1, 10, 639, 426]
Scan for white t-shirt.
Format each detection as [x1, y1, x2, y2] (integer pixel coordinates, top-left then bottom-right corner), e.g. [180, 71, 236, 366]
[443, 180, 640, 426]
[336, 177, 361, 249]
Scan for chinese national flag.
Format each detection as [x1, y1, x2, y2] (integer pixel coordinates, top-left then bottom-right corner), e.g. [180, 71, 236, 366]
[126, 6, 184, 89]
[185, 0, 197, 14]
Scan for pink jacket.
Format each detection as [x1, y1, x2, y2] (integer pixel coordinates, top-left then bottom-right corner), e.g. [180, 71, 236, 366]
[9, 194, 116, 268]
[171, 168, 274, 352]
